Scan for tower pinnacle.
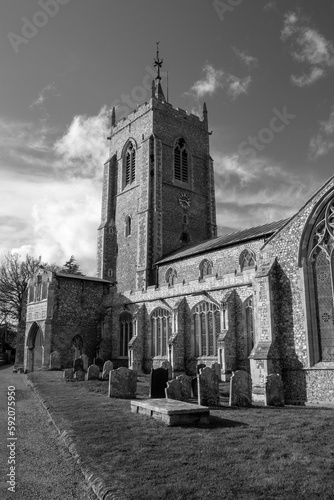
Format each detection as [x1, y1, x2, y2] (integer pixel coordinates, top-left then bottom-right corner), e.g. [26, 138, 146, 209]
[153, 42, 166, 101]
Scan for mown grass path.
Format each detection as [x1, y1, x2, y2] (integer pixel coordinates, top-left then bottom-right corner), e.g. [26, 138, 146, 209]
[26, 371, 334, 500]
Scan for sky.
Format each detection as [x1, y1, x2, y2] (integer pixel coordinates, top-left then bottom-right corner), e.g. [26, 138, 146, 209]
[1, 0, 334, 275]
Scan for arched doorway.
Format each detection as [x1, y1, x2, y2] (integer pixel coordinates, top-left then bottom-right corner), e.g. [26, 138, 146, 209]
[27, 322, 44, 371]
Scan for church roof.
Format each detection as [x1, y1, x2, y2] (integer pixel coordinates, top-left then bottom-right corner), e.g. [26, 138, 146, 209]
[55, 272, 111, 283]
[156, 219, 288, 265]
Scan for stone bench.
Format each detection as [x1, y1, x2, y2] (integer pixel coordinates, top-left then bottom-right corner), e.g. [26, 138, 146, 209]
[130, 398, 210, 426]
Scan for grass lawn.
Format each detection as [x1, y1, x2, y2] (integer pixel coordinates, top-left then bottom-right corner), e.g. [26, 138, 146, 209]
[28, 371, 334, 500]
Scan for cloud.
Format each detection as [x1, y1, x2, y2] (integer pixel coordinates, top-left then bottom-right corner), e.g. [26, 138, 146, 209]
[0, 107, 111, 275]
[264, 0, 277, 11]
[309, 108, 334, 160]
[213, 152, 319, 230]
[30, 83, 57, 109]
[189, 64, 251, 100]
[233, 47, 258, 68]
[281, 11, 334, 86]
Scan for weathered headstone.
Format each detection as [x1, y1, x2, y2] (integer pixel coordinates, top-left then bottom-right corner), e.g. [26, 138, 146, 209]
[87, 364, 100, 380]
[191, 376, 198, 398]
[63, 368, 74, 381]
[161, 360, 172, 379]
[266, 373, 284, 406]
[132, 360, 142, 374]
[177, 374, 192, 401]
[198, 367, 220, 406]
[165, 378, 183, 400]
[150, 367, 168, 398]
[197, 363, 206, 374]
[94, 357, 104, 372]
[229, 370, 252, 407]
[74, 370, 85, 381]
[49, 351, 61, 370]
[80, 354, 89, 371]
[108, 367, 137, 399]
[211, 362, 221, 381]
[102, 360, 113, 380]
[74, 358, 84, 373]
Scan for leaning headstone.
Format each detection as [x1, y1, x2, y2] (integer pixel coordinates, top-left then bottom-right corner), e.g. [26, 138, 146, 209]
[49, 351, 61, 370]
[102, 360, 113, 380]
[211, 362, 221, 381]
[94, 357, 104, 372]
[266, 373, 284, 406]
[177, 374, 192, 401]
[108, 367, 137, 399]
[80, 354, 89, 371]
[87, 364, 100, 380]
[74, 358, 84, 373]
[191, 377, 198, 398]
[63, 368, 74, 381]
[74, 370, 85, 381]
[161, 360, 172, 379]
[198, 367, 220, 406]
[165, 378, 183, 400]
[150, 367, 168, 398]
[229, 370, 252, 407]
[197, 363, 206, 374]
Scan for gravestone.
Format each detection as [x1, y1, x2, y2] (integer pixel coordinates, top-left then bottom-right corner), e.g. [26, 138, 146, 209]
[132, 360, 142, 374]
[102, 360, 113, 380]
[161, 360, 172, 379]
[108, 367, 137, 399]
[74, 358, 84, 373]
[87, 364, 100, 380]
[191, 377, 198, 398]
[198, 367, 220, 406]
[197, 363, 206, 374]
[150, 367, 169, 398]
[80, 354, 89, 371]
[49, 351, 61, 370]
[211, 362, 221, 381]
[266, 373, 284, 406]
[74, 370, 85, 381]
[177, 374, 192, 401]
[165, 378, 183, 400]
[63, 368, 74, 381]
[94, 357, 104, 372]
[229, 370, 252, 407]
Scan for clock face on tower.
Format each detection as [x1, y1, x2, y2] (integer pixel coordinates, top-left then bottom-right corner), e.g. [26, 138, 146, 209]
[179, 193, 191, 209]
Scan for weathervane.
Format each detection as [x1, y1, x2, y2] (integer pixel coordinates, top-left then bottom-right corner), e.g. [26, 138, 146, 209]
[154, 41, 163, 81]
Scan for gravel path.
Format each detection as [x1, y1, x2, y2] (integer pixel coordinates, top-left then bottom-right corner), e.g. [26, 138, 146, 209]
[0, 364, 95, 500]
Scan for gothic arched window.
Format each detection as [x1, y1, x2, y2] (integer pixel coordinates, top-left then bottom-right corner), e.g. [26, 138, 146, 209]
[199, 259, 213, 279]
[306, 199, 334, 363]
[174, 138, 189, 183]
[119, 312, 133, 357]
[193, 301, 220, 357]
[165, 268, 177, 286]
[124, 142, 136, 187]
[239, 249, 256, 271]
[151, 308, 172, 357]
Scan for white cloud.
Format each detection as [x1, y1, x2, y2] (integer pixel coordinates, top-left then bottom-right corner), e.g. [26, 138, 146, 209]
[30, 83, 57, 109]
[0, 107, 111, 275]
[309, 108, 334, 160]
[264, 0, 277, 12]
[189, 64, 251, 100]
[233, 47, 258, 68]
[281, 11, 334, 87]
[213, 152, 319, 230]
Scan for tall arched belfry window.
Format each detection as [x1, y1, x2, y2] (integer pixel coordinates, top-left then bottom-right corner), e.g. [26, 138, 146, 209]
[124, 142, 136, 187]
[306, 197, 334, 363]
[174, 138, 189, 183]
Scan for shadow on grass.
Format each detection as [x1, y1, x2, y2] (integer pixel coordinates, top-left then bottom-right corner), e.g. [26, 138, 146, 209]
[206, 415, 249, 428]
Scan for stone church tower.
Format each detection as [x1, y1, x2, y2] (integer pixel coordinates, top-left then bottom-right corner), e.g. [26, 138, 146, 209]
[97, 49, 217, 292]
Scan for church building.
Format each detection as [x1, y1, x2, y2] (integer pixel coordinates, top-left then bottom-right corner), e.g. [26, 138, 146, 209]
[23, 50, 334, 405]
